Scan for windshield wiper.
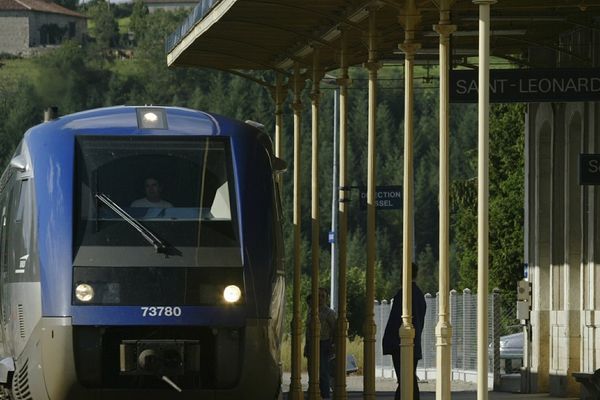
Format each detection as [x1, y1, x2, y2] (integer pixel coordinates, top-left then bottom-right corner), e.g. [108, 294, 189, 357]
[95, 193, 177, 255]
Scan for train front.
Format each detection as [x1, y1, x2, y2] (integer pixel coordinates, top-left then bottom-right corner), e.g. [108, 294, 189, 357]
[27, 107, 283, 400]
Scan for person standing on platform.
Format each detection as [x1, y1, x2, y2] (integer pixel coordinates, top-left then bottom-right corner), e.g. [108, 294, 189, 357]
[304, 287, 337, 398]
[382, 262, 427, 400]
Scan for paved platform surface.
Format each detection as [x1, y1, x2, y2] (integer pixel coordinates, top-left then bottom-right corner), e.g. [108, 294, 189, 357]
[284, 393, 578, 399]
[282, 373, 578, 400]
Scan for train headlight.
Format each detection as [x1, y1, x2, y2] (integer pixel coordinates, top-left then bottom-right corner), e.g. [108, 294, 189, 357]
[136, 108, 167, 129]
[75, 283, 95, 302]
[223, 285, 241, 303]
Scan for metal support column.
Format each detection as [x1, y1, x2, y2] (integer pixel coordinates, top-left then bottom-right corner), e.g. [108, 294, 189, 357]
[363, 8, 380, 400]
[398, 1, 420, 399]
[473, 1, 495, 399]
[308, 47, 323, 400]
[331, 84, 339, 312]
[289, 63, 305, 400]
[433, 2, 455, 399]
[334, 30, 350, 400]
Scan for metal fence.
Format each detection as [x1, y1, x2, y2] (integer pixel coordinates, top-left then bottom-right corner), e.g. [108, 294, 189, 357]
[374, 288, 503, 386]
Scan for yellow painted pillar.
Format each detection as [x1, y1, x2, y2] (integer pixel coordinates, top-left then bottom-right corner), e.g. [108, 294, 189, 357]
[473, 1, 495, 399]
[398, 1, 420, 399]
[308, 47, 323, 400]
[289, 63, 305, 400]
[334, 30, 350, 400]
[433, 2, 455, 399]
[363, 8, 380, 400]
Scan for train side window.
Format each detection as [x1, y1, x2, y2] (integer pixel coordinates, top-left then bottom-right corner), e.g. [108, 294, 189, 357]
[0, 181, 17, 273]
[15, 180, 28, 222]
[0, 204, 7, 271]
[14, 180, 32, 254]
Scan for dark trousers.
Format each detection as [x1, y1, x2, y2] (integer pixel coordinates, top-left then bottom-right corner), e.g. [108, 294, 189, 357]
[391, 350, 420, 400]
[307, 339, 332, 398]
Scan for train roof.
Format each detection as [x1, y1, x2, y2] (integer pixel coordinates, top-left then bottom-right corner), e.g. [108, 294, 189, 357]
[24, 106, 264, 139]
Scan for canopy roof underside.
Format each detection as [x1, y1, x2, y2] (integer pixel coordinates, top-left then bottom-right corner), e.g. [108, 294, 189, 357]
[166, 0, 600, 76]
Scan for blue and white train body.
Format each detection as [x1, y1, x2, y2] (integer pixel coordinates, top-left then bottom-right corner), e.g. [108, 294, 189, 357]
[0, 106, 285, 400]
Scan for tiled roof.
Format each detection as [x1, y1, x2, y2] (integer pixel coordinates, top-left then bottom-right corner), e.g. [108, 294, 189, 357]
[0, 0, 85, 18]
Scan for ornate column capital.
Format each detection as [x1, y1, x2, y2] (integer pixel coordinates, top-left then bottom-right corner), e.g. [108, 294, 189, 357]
[292, 101, 303, 113]
[433, 23, 457, 37]
[336, 77, 352, 87]
[362, 61, 382, 73]
[398, 42, 421, 59]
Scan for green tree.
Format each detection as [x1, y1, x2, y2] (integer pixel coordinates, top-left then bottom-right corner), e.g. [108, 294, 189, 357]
[87, 0, 118, 49]
[129, 0, 147, 45]
[55, 0, 78, 11]
[452, 103, 525, 307]
[488, 103, 525, 308]
[416, 244, 437, 295]
[34, 41, 110, 113]
[0, 82, 42, 167]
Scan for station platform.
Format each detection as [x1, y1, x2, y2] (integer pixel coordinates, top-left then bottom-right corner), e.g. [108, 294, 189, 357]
[282, 374, 578, 400]
[284, 389, 578, 400]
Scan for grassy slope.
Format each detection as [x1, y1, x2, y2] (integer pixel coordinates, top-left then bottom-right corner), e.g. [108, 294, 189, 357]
[0, 58, 40, 92]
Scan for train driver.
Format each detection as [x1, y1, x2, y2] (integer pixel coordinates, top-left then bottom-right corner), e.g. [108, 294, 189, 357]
[130, 177, 173, 208]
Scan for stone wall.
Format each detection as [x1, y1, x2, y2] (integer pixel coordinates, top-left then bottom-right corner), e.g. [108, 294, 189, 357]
[526, 100, 600, 397]
[29, 12, 86, 47]
[0, 12, 30, 56]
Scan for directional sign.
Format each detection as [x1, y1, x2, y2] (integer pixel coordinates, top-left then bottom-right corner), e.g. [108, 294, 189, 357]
[451, 68, 600, 103]
[359, 185, 402, 210]
[580, 154, 600, 185]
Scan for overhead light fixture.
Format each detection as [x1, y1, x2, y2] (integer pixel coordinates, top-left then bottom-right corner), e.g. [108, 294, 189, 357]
[461, 16, 566, 22]
[349, 9, 368, 23]
[393, 48, 479, 56]
[423, 29, 527, 37]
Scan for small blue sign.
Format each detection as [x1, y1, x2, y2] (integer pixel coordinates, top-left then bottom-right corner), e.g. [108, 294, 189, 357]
[328, 231, 335, 244]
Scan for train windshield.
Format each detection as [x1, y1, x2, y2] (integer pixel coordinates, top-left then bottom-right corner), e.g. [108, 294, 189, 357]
[73, 135, 241, 270]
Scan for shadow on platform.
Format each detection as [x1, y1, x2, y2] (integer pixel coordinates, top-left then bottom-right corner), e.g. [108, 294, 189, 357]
[284, 391, 578, 400]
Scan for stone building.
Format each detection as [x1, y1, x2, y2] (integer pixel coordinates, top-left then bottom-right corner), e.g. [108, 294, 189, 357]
[525, 28, 600, 396]
[0, 0, 86, 56]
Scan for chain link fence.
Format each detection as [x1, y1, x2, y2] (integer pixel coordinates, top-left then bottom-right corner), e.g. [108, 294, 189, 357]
[374, 288, 506, 386]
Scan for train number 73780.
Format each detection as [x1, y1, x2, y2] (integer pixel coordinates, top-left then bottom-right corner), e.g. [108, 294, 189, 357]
[140, 306, 182, 317]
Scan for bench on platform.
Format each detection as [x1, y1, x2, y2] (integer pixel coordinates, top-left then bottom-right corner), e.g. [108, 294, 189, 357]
[572, 369, 600, 400]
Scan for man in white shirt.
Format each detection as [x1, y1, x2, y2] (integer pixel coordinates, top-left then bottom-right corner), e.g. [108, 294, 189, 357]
[131, 177, 173, 208]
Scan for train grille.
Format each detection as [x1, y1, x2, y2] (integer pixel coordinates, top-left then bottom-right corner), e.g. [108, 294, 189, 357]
[17, 304, 25, 339]
[12, 359, 32, 400]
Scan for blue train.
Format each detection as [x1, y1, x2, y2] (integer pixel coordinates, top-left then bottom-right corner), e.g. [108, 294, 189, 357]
[0, 106, 285, 399]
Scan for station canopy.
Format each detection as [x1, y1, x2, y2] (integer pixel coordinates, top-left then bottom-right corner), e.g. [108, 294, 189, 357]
[166, 0, 600, 74]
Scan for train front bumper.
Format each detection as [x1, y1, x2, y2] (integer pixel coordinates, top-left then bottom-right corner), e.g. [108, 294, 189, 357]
[22, 317, 281, 400]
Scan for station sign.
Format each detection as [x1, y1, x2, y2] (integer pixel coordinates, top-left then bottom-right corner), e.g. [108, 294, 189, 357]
[580, 154, 600, 185]
[450, 68, 600, 103]
[359, 185, 402, 210]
